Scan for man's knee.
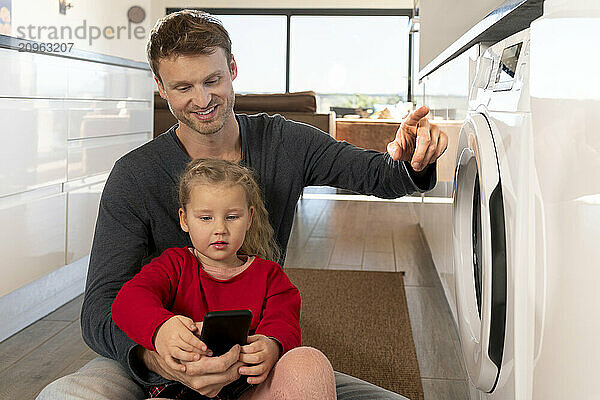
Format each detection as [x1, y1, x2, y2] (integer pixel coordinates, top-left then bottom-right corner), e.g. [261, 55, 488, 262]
[36, 357, 144, 400]
[37, 372, 110, 400]
[37, 374, 74, 399]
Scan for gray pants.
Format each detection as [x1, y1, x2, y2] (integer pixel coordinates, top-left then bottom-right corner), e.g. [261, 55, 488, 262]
[37, 356, 408, 400]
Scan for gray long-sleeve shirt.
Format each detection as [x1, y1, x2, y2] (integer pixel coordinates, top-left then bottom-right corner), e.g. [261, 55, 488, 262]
[81, 113, 436, 387]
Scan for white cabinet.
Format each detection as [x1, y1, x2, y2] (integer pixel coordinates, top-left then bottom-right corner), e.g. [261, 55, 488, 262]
[0, 48, 68, 98]
[0, 99, 67, 198]
[0, 40, 154, 341]
[67, 100, 153, 139]
[65, 176, 107, 264]
[67, 60, 153, 100]
[0, 187, 67, 298]
[67, 132, 151, 181]
[420, 199, 457, 319]
[0, 43, 153, 297]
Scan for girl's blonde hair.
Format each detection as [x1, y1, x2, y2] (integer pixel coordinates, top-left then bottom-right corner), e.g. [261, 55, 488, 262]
[179, 158, 280, 262]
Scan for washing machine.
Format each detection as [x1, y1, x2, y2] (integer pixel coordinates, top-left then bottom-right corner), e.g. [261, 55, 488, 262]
[453, 28, 531, 400]
[452, 1, 600, 399]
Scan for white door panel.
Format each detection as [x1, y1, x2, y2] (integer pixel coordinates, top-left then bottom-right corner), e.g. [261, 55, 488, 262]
[66, 177, 107, 263]
[67, 100, 152, 139]
[0, 189, 67, 297]
[67, 60, 153, 100]
[0, 49, 68, 98]
[67, 132, 150, 181]
[0, 98, 67, 198]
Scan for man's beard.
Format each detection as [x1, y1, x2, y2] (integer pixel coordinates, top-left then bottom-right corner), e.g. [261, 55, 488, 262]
[176, 91, 235, 135]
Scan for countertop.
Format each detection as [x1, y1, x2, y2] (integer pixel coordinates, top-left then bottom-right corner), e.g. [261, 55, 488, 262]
[0, 34, 150, 70]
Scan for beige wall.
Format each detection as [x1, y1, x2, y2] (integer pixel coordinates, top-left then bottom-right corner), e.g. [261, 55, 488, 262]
[11, 0, 413, 61]
[11, 0, 152, 62]
[149, 0, 415, 35]
[419, 0, 504, 71]
[7, 1, 416, 72]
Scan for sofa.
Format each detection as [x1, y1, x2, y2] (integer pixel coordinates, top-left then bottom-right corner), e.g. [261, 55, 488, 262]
[153, 91, 336, 138]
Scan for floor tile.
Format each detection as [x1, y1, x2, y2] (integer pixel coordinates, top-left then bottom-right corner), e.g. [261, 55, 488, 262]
[43, 295, 84, 322]
[298, 237, 335, 269]
[362, 251, 395, 271]
[362, 263, 396, 272]
[310, 217, 346, 238]
[0, 319, 69, 373]
[342, 201, 369, 231]
[393, 225, 439, 287]
[368, 202, 417, 225]
[327, 264, 363, 271]
[404, 286, 466, 380]
[0, 321, 89, 399]
[317, 199, 348, 219]
[287, 219, 312, 247]
[283, 245, 305, 268]
[422, 378, 470, 400]
[364, 234, 394, 253]
[330, 236, 364, 266]
[295, 198, 328, 222]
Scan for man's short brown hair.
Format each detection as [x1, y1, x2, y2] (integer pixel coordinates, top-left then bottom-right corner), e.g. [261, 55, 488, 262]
[147, 10, 232, 82]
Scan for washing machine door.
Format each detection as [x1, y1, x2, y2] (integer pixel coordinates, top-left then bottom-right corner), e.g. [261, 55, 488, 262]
[453, 112, 507, 393]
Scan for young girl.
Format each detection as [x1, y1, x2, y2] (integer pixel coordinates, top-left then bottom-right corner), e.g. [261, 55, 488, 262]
[111, 159, 335, 400]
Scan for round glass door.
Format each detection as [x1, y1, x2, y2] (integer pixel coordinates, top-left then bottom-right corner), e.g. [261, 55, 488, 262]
[453, 112, 507, 393]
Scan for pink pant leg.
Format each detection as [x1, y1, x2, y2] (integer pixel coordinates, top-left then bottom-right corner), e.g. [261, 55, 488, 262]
[242, 346, 336, 400]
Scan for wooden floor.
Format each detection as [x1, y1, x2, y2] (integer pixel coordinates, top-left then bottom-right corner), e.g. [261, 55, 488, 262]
[0, 188, 469, 399]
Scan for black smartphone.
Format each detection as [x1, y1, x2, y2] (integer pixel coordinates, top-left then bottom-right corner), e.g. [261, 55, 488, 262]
[200, 309, 253, 357]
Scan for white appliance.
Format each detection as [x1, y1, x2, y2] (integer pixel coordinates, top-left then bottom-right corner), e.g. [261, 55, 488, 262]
[453, 28, 530, 400]
[451, 1, 600, 399]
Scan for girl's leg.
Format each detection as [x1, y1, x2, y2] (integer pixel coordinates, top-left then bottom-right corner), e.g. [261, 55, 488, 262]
[241, 346, 336, 400]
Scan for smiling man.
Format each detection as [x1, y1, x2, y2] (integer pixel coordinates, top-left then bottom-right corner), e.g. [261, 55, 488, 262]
[38, 9, 447, 400]
[159, 52, 237, 135]
[157, 50, 242, 164]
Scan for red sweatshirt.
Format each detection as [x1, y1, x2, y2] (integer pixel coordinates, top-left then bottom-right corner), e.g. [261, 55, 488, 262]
[111, 247, 300, 355]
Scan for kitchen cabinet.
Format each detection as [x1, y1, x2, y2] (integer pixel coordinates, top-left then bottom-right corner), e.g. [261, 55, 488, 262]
[0, 36, 154, 341]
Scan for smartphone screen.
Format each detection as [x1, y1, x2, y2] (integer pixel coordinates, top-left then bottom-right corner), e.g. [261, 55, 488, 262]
[200, 309, 253, 356]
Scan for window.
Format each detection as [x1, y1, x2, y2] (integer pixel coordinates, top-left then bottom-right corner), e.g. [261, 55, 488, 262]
[290, 16, 409, 96]
[169, 9, 413, 110]
[218, 15, 287, 93]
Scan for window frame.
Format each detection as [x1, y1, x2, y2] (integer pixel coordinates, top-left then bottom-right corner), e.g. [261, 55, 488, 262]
[166, 8, 414, 99]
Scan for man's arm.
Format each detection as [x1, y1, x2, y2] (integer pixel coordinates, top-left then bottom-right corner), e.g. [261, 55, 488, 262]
[277, 106, 444, 198]
[281, 121, 436, 199]
[80, 158, 169, 386]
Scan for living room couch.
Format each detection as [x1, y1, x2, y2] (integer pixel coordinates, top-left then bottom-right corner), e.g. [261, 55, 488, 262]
[153, 91, 336, 138]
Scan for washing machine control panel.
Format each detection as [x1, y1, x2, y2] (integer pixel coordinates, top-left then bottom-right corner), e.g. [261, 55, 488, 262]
[493, 42, 523, 91]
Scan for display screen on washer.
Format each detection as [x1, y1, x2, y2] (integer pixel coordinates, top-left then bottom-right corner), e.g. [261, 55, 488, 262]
[495, 42, 523, 87]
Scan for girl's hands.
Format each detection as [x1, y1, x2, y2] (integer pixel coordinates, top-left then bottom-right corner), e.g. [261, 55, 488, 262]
[238, 334, 281, 384]
[153, 316, 212, 372]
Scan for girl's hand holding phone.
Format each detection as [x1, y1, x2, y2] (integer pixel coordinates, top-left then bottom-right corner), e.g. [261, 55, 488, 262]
[238, 334, 282, 384]
[153, 315, 212, 372]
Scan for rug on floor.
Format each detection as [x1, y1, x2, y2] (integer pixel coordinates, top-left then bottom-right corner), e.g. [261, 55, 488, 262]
[285, 268, 424, 400]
